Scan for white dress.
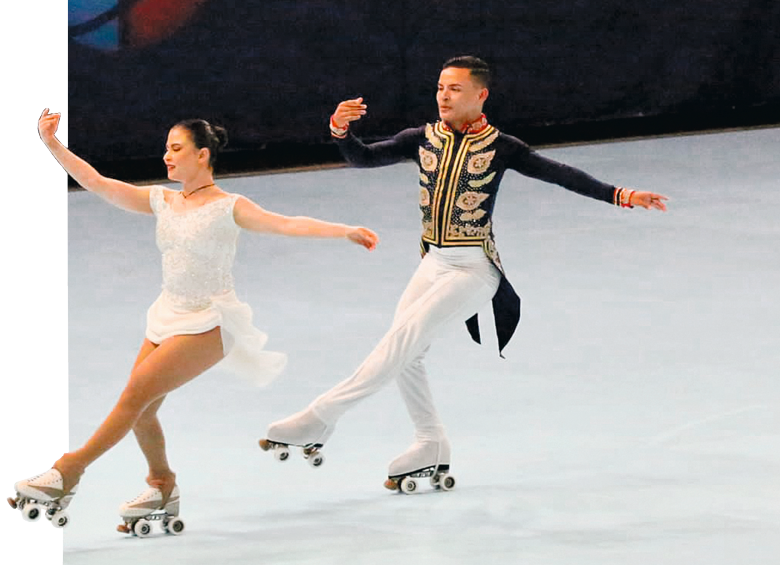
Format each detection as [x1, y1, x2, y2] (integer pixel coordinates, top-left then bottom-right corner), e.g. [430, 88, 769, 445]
[145, 186, 286, 386]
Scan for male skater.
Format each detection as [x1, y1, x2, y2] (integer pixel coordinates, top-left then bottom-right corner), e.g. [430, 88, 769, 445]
[262, 56, 668, 490]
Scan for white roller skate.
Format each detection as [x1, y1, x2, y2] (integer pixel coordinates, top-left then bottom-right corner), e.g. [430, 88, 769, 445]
[117, 484, 184, 537]
[7, 468, 77, 528]
[384, 439, 456, 494]
[258, 407, 333, 468]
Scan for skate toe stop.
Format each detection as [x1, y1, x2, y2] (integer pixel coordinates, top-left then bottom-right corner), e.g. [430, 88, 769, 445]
[383, 479, 399, 491]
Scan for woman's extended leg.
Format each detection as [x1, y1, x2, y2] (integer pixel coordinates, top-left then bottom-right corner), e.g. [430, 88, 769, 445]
[123, 339, 177, 493]
[54, 327, 225, 493]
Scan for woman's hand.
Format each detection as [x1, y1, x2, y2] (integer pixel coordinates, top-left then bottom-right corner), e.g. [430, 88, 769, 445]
[346, 226, 379, 251]
[38, 108, 61, 144]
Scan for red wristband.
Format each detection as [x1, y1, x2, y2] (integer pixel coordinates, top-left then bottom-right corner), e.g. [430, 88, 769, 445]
[329, 116, 348, 138]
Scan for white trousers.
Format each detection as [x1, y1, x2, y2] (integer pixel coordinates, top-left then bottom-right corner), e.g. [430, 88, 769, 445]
[311, 246, 501, 442]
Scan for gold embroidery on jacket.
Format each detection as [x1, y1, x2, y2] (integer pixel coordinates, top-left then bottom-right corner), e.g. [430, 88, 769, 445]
[437, 126, 497, 245]
[461, 209, 487, 222]
[483, 237, 504, 272]
[425, 124, 443, 149]
[429, 123, 455, 243]
[421, 124, 500, 247]
[420, 187, 431, 206]
[468, 171, 496, 188]
[469, 130, 499, 152]
[455, 191, 490, 211]
[419, 147, 438, 172]
[467, 150, 496, 174]
[446, 220, 492, 240]
[438, 131, 477, 242]
[419, 122, 506, 273]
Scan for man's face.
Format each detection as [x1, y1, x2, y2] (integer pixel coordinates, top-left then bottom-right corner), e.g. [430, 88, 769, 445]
[436, 66, 488, 127]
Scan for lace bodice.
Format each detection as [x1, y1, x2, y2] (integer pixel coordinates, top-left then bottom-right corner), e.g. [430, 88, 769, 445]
[150, 186, 241, 310]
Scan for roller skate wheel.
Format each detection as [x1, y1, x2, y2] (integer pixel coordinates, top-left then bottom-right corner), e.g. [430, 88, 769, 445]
[51, 511, 69, 528]
[133, 519, 152, 537]
[307, 452, 324, 468]
[440, 474, 456, 491]
[430, 475, 441, 488]
[399, 477, 417, 494]
[22, 503, 42, 522]
[274, 446, 290, 461]
[165, 517, 185, 535]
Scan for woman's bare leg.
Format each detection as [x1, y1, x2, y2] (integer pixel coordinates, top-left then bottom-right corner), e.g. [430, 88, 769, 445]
[132, 396, 177, 494]
[125, 340, 177, 492]
[54, 327, 225, 492]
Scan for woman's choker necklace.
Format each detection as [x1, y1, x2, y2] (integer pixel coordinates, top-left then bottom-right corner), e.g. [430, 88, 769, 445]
[181, 183, 215, 198]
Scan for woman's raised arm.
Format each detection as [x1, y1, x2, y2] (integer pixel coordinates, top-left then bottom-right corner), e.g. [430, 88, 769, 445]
[39, 109, 160, 214]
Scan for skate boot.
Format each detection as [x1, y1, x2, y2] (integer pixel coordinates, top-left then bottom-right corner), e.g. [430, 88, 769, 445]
[117, 484, 184, 537]
[258, 407, 333, 467]
[384, 439, 455, 494]
[7, 468, 77, 528]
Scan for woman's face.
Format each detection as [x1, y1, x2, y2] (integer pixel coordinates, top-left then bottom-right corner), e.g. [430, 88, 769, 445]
[163, 126, 210, 182]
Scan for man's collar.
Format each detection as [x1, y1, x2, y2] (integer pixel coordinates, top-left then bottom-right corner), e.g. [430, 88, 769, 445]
[441, 114, 489, 134]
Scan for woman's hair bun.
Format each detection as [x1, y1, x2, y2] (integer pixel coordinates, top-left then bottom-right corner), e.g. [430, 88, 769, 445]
[212, 125, 228, 150]
[174, 118, 228, 168]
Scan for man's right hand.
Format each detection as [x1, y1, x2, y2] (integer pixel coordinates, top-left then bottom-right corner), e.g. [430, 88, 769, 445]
[332, 98, 367, 128]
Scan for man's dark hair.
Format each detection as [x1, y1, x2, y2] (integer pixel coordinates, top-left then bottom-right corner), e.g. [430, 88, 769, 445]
[442, 56, 490, 88]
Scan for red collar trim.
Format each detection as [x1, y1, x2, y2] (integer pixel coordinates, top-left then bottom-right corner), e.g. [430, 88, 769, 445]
[441, 114, 489, 134]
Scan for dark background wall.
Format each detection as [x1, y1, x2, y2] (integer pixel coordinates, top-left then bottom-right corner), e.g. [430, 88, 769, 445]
[69, 0, 780, 180]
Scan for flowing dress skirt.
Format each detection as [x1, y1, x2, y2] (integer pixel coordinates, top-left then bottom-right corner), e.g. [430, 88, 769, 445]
[145, 289, 286, 386]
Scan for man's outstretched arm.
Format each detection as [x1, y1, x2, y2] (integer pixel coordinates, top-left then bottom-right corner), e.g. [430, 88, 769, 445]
[330, 97, 422, 167]
[505, 135, 668, 211]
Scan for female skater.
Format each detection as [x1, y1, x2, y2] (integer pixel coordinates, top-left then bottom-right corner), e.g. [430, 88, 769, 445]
[9, 109, 378, 533]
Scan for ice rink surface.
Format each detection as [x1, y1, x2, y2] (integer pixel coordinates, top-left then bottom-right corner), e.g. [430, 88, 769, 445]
[57, 127, 780, 564]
